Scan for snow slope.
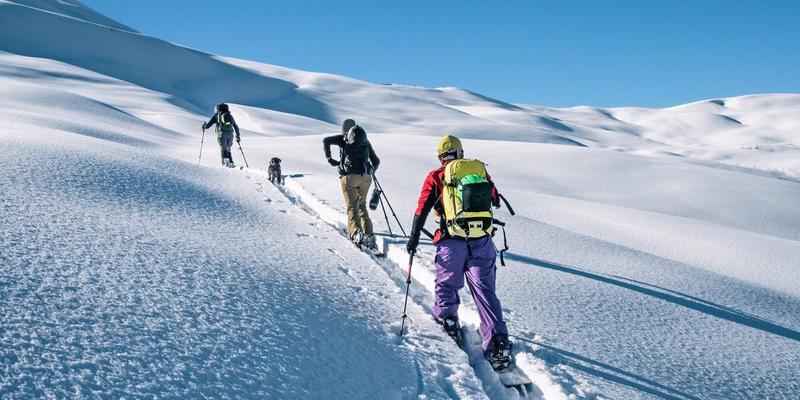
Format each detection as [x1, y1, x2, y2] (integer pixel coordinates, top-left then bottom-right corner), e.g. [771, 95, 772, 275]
[1, 1, 799, 399]
[0, 54, 492, 399]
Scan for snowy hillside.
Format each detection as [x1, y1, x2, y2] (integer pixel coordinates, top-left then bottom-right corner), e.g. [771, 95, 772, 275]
[1, 1, 799, 399]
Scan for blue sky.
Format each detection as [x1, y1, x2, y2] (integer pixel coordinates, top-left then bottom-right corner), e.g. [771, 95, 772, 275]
[82, 0, 799, 107]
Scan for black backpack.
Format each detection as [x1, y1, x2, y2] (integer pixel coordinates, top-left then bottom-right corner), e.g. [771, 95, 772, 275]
[216, 111, 234, 132]
[339, 125, 371, 175]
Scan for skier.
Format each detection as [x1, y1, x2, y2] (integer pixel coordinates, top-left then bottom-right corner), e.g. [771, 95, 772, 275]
[323, 119, 381, 251]
[202, 103, 241, 167]
[405, 134, 513, 371]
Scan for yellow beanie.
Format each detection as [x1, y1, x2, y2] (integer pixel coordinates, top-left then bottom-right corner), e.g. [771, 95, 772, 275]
[437, 134, 463, 155]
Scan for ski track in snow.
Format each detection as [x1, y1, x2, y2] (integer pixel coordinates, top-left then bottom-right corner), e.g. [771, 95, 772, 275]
[266, 173, 585, 400]
[0, 145, 487, 398]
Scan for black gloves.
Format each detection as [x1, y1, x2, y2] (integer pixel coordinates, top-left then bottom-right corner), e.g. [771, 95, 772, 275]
[201, 122, 207, 130]
[236, 136, 241, 144]
[406, 214, 423, 254]
[327, 157, 340, 167]
[406, 235, 419, 254]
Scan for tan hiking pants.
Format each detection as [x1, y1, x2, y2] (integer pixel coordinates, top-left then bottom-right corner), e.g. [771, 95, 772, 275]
[340, 174, 374, 238]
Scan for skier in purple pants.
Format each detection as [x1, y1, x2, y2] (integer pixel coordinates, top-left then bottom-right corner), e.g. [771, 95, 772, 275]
[406, 134, 512, 370]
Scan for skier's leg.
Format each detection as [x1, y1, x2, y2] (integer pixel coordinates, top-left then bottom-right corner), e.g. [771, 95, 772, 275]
[217, 134, 226, 164]
[355, 175, 374, 235]
[340, 175, 362, 239]
[433, 239, 467, 321]
[225, 134, 235, 165]
[464, 236, 508, 354]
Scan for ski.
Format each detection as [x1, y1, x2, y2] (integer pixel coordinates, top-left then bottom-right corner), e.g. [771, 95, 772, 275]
[497, 365, 535, 397]
[346, 228, 385, 257]
[357, 242, 385, 257]
[339, 228, 386, 258]
[466, 329, 534, 397]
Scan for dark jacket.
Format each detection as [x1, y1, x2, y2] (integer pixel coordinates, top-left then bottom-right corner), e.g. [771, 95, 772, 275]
[323, 126, 380, 176]
[409, 161, 500, 244]
[204, 111, 240, 138]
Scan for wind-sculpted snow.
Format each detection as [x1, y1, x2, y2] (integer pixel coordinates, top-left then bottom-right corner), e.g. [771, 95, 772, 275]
[265, 134, 800, 399]
[2, 0, 798, 176]
[0, 1, 331, 120]
[0, 138, 491, 398]
[1, 1, 799, 398]
[6, 0, 135, 32]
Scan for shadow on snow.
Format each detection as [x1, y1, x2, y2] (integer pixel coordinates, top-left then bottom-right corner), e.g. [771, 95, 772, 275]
[505, 252, 800, 343]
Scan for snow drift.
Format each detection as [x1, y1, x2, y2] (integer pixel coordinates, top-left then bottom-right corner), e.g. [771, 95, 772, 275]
[1, 1, 799, 399]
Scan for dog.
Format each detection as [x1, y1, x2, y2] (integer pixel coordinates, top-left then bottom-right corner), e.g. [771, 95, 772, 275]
[268, 157, 283, 184]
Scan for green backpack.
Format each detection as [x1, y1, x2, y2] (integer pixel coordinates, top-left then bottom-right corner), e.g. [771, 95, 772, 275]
[442, 159, 494, 239]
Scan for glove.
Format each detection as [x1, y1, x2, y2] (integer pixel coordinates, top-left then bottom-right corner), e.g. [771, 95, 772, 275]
[406, 235, 419, 254]
[201, 123, 207, 130]
[327, 157, 340, 167]
[236, 136, 241, 144]
[406, 214, 423, 254]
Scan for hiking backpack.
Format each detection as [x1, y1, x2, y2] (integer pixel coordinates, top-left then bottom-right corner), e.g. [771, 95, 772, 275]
[442, 159, 495, 239]
[216, 111, 234, 132]
[339, 125, 372, 175]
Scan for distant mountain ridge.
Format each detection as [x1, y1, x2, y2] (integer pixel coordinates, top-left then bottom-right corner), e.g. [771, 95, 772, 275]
[0, 0, 797, 177]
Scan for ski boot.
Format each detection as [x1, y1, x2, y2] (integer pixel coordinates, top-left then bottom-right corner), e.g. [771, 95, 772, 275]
[350, 229, 364, 247]
[486, 335, 514, 371]
[440, 317, 463, 346]
[362, 233, 384, 256]
[362, 233, 376, 249]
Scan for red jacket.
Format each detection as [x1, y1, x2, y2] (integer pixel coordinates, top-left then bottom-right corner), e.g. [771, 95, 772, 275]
[411, 161, 500, 244]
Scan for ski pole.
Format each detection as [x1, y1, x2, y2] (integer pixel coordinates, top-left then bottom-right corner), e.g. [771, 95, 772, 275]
[198, 127, 206, 163]
[373, 175, 408, 237]
[399, 251, 415, 336]
[237, 141, 249, 168]
[378, 195, 394, 237]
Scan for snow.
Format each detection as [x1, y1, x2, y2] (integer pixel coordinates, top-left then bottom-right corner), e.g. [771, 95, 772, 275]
[1, 1, 799, 399]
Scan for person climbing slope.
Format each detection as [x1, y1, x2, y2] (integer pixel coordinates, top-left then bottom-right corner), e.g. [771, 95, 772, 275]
[323, 119, 381, 252]
[202, 103, 241, 167]
[405, 134, 513, 371]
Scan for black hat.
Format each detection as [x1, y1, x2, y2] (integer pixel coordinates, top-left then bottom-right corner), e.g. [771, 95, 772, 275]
[342, 119, 356, 134]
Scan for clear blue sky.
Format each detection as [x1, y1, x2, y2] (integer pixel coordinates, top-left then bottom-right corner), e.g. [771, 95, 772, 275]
[82, 0, 799, 107]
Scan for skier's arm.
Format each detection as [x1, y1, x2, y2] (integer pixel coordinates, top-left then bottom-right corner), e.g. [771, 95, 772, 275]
[368, 143, 380, 172]
[322, 135, 344, 159]
[203, 115, 216, 130]
[229, 114, 241, 140]
[407, 171, 439, 252]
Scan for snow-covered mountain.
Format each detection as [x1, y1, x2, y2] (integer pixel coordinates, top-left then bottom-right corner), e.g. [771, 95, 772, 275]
[1, 1, 798, 399]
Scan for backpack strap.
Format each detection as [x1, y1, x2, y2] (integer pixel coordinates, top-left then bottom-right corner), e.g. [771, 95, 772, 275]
[493, 218, 509, 266]
[498, 193, 515, 216]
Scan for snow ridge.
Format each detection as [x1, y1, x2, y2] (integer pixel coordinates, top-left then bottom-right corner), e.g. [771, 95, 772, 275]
[2, 1, 800, 398]
[2, 0, 799, 178]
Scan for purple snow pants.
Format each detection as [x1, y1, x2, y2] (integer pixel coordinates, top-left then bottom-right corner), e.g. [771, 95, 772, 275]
[433, 236, 508, 354]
